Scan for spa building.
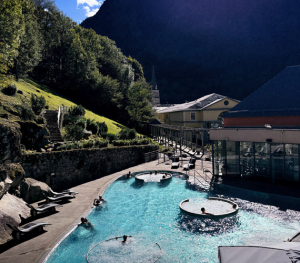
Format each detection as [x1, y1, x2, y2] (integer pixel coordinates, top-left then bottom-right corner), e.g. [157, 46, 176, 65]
[156, 93, 239, 129]
[210, 65, 300, 185]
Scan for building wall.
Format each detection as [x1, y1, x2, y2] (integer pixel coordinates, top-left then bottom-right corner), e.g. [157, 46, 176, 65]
[21, 145, 158, 191]
[210, 128, 300, 144]
[203, 98, 239, 122]
[224, 116, 300, 128]
[156, 97, 239, 128]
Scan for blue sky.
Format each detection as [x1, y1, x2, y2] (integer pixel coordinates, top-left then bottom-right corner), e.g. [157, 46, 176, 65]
[54, 0, 104, 24]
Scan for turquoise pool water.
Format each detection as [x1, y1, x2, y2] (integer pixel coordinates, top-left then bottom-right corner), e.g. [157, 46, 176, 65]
[46, 172, 300, 263]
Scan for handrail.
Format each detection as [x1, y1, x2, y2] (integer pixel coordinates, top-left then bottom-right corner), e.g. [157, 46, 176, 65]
[187, 169, 211, 189]
[57, 105, 61, 130]
[194, 169, 211, 185]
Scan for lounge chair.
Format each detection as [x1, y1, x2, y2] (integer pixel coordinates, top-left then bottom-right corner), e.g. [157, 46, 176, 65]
[6, 222, 51, 240]
[49, 188, 78, 197]
[26, 203, 62, 217]
[171, 157, 180, 169]
[43, 193, 75, 203]
[183, 158, 196, 170]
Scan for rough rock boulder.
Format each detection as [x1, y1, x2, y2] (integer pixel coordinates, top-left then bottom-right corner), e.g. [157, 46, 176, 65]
[17, 121, 50, 150]
[19, 178, 52, 203]
[0, 119, 21, 164]
[0, 163, 25, 199]
[0, 193, 30, 245]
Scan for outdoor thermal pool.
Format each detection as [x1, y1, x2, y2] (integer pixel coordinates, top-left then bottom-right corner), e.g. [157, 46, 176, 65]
[45, 171, 300, 263]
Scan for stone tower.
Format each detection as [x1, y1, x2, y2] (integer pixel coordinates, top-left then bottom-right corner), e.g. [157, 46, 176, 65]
[151, 66, 161, 106]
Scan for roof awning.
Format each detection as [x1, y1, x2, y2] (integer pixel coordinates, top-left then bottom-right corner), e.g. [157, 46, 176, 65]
[218, 243, 300, 263]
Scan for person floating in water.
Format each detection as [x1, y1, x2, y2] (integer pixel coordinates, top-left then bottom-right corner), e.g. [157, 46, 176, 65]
[115, 235, 132, 243]
[155, 171, 158, 175]
[201, 207, 214, 215]
[126, 171, 132, 178]
[232, 204, 237, 209]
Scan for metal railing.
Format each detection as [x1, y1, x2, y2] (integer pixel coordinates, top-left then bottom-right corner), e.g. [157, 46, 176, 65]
[186, 168, 212, 190]
[57, 105, 69, 130]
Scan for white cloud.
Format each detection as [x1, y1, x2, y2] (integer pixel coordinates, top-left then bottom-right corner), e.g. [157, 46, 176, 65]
[77, 0, 104, 17]
[77, 0, 101, 8]
[82, 6, 99, 17]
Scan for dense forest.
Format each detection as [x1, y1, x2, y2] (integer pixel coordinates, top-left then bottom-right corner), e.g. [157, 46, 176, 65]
[82, 0, 300, 103]
[0, 0, 154, 131]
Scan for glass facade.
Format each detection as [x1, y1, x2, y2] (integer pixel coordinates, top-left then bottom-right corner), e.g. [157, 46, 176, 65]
[212, 140, 300, 183]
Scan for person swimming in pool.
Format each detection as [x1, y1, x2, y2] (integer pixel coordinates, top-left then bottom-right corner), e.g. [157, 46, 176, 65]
[115, 235, 132, 243]
[79, 217, 94, 228]
[126, 171, 131, 178]
[93, 198, 101, 206]
[201, 207, 214, 215]
[99, 195, 106, 202]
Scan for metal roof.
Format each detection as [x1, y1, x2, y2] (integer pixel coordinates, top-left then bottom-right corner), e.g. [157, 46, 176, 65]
[225, 65, 300, 118]
[157, 93, 236, 114]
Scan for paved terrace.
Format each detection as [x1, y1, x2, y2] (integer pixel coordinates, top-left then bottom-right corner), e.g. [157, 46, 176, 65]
[0, 158, 212, 263]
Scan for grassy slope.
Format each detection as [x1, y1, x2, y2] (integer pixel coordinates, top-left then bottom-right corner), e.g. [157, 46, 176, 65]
[0, 77, 124, 134]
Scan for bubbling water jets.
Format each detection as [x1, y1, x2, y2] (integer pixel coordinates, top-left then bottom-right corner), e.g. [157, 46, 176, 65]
[87, 237, 162, 263]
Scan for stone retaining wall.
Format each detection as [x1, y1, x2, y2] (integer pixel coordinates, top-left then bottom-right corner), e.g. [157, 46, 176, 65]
[21, 145, 158, 190]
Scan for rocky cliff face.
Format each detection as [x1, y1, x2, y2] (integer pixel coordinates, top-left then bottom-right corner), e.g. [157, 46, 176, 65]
[81, 0, 300, 103]
[0, 119, 30, 245]
[0, 119, 22, 164]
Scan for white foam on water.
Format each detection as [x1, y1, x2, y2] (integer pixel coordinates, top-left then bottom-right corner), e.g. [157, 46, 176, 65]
[136, 173, 169, 182]
[87, 237, 161, 263]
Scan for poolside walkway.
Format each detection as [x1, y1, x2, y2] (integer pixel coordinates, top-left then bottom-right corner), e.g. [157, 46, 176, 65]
[0, 159, 212, 263]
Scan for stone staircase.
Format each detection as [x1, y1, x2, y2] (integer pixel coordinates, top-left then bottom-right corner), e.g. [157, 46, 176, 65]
[43, 110, 63, 142]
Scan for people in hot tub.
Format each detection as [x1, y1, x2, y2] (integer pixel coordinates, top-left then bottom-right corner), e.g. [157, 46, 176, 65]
[201, 207, 214, 215]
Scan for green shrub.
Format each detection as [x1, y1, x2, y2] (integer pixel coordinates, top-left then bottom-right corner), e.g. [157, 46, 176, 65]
[2, 84, 17, 96]
[128, 129, 136, 139]
[97, 122, 108, 135]
[57, 138, 108, 151]
[69, 105, 85, 117]
[63, 114, 77, 126]
[119, 128, 136, 140]
[86, 120, 98, 134]
[112, 138, 150, 146]
[21, 106, 35, 121]
[82, 139, 94, 148]
[94, 138, 108, 148]
[64, 125, 84, 141]
[31, 94, 46, 115]
[104, 133, 117, 143]
[75, 116, 86, 129]
[35, 116, 45, 124]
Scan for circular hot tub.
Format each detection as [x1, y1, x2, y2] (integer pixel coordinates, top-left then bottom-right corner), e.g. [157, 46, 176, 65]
[135, 172, 172, 182]
[179, 197, 238, 218]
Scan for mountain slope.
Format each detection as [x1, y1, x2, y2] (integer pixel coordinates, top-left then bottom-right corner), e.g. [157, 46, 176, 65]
[0, 78, 124, 134]
[81, 0, 300, 103]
